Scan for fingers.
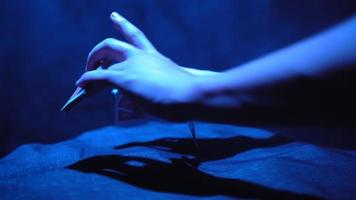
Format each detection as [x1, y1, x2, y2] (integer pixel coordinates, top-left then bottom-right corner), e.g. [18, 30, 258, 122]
[86, 38, 136, 71]
[110, 12, 156, 52]
[86, 12, 157, 71]
[76, 69, 121, 88]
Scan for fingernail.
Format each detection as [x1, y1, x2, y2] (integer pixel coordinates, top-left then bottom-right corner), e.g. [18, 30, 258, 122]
[111, 12, 120, 20]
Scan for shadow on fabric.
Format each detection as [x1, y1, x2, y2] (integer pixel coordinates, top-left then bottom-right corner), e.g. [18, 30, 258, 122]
[114, 135, 291, 163]
[68, 136, 320, 199]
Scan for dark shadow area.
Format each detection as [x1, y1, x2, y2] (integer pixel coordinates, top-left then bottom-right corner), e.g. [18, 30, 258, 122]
[263, 125, 356, 150]
[68, 135, 320, 198]
[68, 155, 319, 199]
[115, 135, 291, 164]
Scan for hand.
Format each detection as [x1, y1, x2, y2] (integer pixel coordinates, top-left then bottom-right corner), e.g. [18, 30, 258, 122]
[76, 12, 208, 106]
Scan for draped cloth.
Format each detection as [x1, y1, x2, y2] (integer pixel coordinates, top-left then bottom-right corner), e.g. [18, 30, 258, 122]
[1, 121, 355, 199]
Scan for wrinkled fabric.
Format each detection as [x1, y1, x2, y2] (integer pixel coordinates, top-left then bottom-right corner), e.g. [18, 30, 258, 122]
[1, 121, 355, 199]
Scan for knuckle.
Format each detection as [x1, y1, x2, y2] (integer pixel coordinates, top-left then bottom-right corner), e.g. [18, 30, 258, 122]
[102, 38, 116, 47]
[86, 71, 96, 78]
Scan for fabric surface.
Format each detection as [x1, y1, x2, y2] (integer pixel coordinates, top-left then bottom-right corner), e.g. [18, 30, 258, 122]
[0, 120, 355, 199]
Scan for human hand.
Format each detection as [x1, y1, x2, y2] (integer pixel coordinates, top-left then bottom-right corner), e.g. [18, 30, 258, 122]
[76, 12, 208, 107]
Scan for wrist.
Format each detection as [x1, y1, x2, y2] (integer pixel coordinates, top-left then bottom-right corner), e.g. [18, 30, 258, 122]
[176, 67, 221, 105]
[191, 72, 237, 107]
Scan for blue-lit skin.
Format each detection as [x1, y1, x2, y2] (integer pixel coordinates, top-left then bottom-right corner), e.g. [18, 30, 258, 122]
[77, 12, 213, 106]
[76, 13, 356, 121]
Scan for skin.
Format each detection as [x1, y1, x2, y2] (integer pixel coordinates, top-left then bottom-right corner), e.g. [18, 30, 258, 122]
[76, 12, 356, 124]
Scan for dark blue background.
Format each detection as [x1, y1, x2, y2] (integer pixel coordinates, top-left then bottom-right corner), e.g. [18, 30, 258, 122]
[0, 0, 355, 157]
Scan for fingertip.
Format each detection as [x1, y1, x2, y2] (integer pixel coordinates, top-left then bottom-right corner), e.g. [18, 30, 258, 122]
[110, 12, 123, 22]
[110, 12, 116, 20]
[75, 79, 83, 87]
[76, 71, 92, 87]
[75, 74, 85, 87]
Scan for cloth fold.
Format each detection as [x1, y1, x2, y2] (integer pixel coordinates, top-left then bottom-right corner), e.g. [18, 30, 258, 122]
[1, 121, 355, 199]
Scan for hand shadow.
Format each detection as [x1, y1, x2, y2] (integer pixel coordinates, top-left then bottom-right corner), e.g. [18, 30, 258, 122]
[68, 135, 320, 199]
[114, 135, 292, 164]
[68, 155, 318, 199]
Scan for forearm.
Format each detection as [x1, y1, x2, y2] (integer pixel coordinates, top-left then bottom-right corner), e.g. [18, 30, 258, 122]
[198, 17, 356, 106]
[194, 16, 356, 112]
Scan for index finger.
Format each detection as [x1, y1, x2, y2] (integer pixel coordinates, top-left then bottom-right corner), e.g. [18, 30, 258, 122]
[86, 38, 136, 71]
[110, 12, 157, 52]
